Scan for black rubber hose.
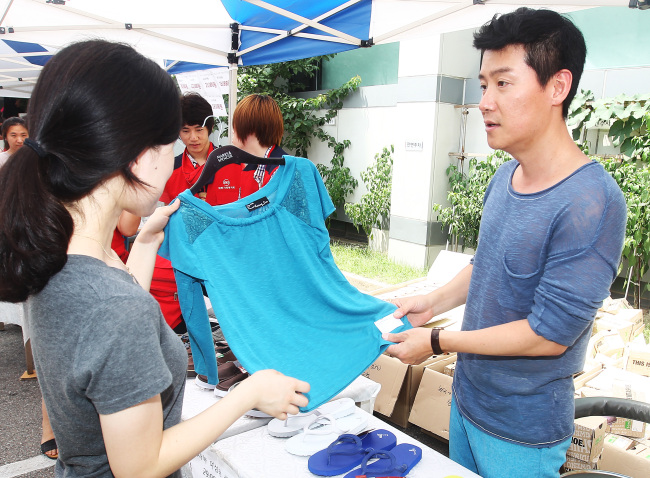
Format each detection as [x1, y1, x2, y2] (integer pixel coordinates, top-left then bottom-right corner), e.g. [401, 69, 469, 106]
[575, 397, 650, 423]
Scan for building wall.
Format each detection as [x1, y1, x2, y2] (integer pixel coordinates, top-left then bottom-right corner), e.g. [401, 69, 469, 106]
[299, 7, 648, 269]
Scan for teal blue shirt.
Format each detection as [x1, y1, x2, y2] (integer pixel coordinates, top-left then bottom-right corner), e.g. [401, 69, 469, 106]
[160, 156, 410, 410]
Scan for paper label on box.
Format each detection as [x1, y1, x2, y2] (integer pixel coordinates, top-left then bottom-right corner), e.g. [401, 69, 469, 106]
[606, 434, 634, 450]
[375, 314, 403, 334]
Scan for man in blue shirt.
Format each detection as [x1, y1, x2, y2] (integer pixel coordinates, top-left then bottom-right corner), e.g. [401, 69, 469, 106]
[384, 8, 626, 477]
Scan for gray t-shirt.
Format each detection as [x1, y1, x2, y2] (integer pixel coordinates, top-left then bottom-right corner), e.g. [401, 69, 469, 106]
[27, 255, 187, 477]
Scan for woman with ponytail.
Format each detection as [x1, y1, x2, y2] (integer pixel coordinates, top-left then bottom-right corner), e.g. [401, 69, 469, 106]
[0, 40, 308, 478]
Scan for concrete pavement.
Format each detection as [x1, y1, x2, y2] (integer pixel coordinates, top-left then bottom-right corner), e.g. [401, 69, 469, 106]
[0, 324, 55, 478]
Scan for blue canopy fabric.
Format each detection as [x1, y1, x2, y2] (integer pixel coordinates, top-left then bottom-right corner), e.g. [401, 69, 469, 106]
[221, 0, 372, 66]
[2, 39, 51, 66]
[0, 1, 641, 96]
[165, 61, 222, 75]
[0, 39, 53, 98]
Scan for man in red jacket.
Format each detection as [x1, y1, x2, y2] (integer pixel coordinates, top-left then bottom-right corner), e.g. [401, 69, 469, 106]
[160, 92, 242, 205]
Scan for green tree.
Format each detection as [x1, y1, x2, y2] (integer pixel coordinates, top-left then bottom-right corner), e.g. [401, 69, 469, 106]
[567, 89, 650, 307]
[598, 157, 650, 309]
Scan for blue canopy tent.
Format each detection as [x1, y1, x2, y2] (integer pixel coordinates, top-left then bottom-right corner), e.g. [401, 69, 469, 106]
[0, 0, 642, 127]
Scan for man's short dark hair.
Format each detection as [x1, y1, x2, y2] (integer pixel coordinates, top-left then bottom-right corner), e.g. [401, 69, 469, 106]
[473, 7, 586, 117]
[181, 92, 214, 134]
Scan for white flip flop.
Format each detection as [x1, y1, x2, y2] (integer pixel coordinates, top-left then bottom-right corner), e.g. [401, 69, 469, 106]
[284, 409, 368, 457]
[267, 397, 357, 438]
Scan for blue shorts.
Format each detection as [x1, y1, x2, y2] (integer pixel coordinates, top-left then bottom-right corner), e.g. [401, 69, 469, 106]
[449, 396, 571, 478]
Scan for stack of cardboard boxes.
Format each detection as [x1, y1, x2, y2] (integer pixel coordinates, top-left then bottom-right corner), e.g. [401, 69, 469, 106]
[563, 299, 650, 476]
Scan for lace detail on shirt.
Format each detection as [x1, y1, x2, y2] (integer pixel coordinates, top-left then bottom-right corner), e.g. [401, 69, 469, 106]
[281, 169, 310, 225]
[180, 203, 214, 244]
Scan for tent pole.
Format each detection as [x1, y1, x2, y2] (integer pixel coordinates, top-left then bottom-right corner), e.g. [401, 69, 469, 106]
[228, 64, 238, 143]
[228, 23, 240, 144]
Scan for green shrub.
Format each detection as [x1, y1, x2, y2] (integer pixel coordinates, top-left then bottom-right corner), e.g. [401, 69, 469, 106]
[344, 145, 394, 238]
[432, 150, 510, 251]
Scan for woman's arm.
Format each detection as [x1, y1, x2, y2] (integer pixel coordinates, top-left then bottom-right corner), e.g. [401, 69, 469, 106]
[100, 369, 309, 478]
[126, 201, 179, 290]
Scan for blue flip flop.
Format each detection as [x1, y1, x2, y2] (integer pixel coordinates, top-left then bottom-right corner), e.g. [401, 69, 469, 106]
[308, 429, 397, 476]
[342, 443, 422, 478]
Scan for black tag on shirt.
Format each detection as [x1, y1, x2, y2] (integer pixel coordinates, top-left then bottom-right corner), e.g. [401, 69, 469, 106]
[245, 196, 270, 211]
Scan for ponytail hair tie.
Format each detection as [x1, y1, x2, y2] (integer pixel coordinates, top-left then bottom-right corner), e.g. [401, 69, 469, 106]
[24, 138, 47, 158]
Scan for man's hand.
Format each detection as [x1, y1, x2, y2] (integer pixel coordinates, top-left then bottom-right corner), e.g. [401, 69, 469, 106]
[391, 295, 435, 327]
[383, 327, 434, 365]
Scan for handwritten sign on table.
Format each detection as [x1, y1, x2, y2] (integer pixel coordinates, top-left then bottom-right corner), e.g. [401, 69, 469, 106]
[189, 451, 238, 478]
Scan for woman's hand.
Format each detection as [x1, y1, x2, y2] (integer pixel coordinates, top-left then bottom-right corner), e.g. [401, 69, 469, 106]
[236, 370, 310, 420]
[135, 199, 180, 248]
[126, 200, 179, 290]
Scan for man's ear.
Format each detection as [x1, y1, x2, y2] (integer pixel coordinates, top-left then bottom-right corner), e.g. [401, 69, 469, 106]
[550, 69, 573, 107]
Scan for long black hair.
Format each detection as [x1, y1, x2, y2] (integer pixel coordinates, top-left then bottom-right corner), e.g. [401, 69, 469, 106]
[0, 40, 181, 302]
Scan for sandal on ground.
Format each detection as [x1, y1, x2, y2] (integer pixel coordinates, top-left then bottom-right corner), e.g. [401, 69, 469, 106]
[342, 443, 422, 478]
[308, 429, 397, 476]
[267, 397, 356, 438]
[40, 438, 58, 460]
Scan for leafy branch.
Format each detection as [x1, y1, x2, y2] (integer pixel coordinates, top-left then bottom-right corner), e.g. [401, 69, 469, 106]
[568, 90, 650, 160]
[344, 145, 394, 238]
[598, 156, 650, 308]
[432, 151, 510, 251]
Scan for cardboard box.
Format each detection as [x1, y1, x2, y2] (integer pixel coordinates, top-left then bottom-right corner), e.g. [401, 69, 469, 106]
[625, 343, 650, 377]
[573, 363, 603, 390]
[605, 433, 635, 450]
[599, 297, 631, 315]
[598, 307, 645, 339]
[592, 353, 625, 369]
[567, 416, 608, 462]
[563, 454, 601, 472]
[586, 367, 650, 401]
[425, 354, 458, 374]
[408, 368, 453, 440]
[639, 438, 650, 448]
[362, 353, 438, 428]
[577, 386, 604, 398]
[594, 316, 635, 344]
[618, 308, 645, 339]
[443, 362, 456, 377]
[609, 417, 647, 439]
[600, 435, 650, 478]
[597, 331, 626, 358]
[635, 445, 650, 460]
